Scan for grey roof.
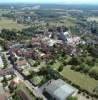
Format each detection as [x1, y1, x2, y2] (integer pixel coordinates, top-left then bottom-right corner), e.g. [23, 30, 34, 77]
[0, 56, 3, 66]
[41, 79, 76, 100]
[45, 79, 65, 93]
[0, 83, 5, 94]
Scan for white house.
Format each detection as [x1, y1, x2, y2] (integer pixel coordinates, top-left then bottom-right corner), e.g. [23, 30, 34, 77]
[0, 56, 4, 69]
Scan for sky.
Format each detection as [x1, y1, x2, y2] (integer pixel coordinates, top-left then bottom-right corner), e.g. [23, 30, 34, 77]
[0, 0, 98, 4]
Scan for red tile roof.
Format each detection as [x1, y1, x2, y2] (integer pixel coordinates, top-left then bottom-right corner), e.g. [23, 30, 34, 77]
[16, 60, 27, 66]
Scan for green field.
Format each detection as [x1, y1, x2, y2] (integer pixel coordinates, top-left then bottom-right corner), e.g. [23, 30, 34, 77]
[61, 66, 98, 94]
[48, 16, 77, 28]
[0, 17, 29, 30]
[51, 60, 98, 95]
[59, 16, 78, 27]
[0, 9, 11, 16]
[52, 61, 61, 70]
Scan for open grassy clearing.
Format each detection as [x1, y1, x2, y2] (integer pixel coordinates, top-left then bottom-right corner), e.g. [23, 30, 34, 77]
[51, 57, 98, 95]
[61, 66, 98, 94]
[0, 17, 29, 30]
[59, 16, 78, 27]
[52, 61, 61, 70]
[0, 9, 11, 15]
[48, 16, 77, 27]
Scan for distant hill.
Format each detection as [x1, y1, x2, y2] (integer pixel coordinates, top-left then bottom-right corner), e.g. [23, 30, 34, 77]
[0, 4, 98, 10]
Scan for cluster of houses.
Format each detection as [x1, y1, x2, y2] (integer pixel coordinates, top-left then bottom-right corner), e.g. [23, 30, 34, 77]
[0, 70, 15, 100]
[1, 28, 82, 82]
[5, 27, 82, 60]
[15, 59, 31, 76]
[0, 27, 83, 100]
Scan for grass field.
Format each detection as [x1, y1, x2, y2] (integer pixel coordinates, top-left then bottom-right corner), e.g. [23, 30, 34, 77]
[48, 16, 77, 28]
[60, 16, 78, 27]
[0, 17, 29, 30]
[50, 54, 98, 96]
[0, 9, 11, 16]
[61, 66, 98, 94]
[52, 61, 61, 70]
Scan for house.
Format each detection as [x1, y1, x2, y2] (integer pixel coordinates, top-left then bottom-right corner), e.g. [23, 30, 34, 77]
[16, 48, 38, 59]
[5, 75, 12, 80]
[0, 92, 11, 100]
[0, 83, 11, 100]
[40, 79, 77, 100]
[11, 43, 24, 49]
[0, 56, 4, 69]
[22, 69, 30, 76]
[31, 37, 41, 48]
[9, 80, 17, 89]
[0, 77, 3, 82]
[16, 59, 28, 70]
[17, 90, 32, 100]
[0, 83, 4, 94]
[16, 59, 28, 67]
[58, 27, 68, 43]
[0, 68, 14, 76]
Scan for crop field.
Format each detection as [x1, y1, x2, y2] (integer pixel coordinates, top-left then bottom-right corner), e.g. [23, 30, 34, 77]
[0, 17, 29, 30]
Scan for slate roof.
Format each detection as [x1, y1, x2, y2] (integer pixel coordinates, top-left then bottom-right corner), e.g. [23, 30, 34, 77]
[40, 79, 76, 100]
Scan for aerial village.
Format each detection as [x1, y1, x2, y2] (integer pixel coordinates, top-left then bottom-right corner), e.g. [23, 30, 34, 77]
[0, 26, 97, 100]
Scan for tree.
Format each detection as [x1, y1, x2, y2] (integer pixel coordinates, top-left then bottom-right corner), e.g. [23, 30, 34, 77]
[29, 70, 36, 78]
[58, 64, 64, 72]
[81, 64, 90, 73]
[33, 61, 40, 67]
[89, 67, 98, 79]
[2, 77, 8, 87]
[86, 57, 95, 67]
[68, 56, 80, 66]
[2, 55, 8, 68]
[67, 96, 78, 100]
[63, 61, 67, 66]
[36, 97, 43, 100]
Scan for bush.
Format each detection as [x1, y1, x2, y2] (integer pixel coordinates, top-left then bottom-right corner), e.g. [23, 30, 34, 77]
[67, 96, 78, 100]
[68, 56, 80, 66]
[89, 67, 98, 79]
[58, 65, 64, 72]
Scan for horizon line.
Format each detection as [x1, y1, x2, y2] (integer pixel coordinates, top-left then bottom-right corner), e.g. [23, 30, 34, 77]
[0, 2, 98, 5]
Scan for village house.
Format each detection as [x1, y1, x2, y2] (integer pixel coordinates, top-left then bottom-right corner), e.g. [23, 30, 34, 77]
[0, 56, 4, 69]
[0, 83, 11, 100]
[16, 59, 28, 70]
